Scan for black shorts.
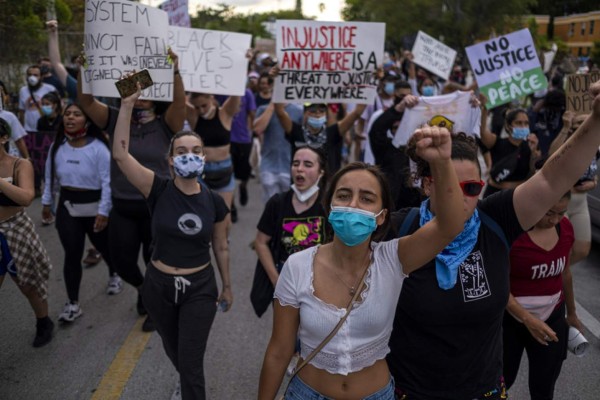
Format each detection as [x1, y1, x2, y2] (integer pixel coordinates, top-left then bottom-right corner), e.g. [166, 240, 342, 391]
[230, 142, 253, 181]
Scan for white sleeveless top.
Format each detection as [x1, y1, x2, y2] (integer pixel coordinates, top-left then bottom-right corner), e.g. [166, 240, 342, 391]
[274, 239, 406, 375]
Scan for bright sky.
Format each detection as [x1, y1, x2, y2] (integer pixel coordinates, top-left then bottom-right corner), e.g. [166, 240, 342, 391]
[145, 0, 344, 21]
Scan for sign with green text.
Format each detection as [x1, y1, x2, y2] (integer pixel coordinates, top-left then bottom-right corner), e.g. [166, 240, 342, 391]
[466, 29, 547, 109]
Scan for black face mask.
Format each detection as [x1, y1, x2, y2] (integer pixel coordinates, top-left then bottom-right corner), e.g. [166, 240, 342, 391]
[40, 65, 51, 75]
[394, 95, 406, 106]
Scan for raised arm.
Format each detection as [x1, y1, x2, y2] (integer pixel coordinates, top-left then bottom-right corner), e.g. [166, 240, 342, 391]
[397, 127, 463, 273]
[220, 95, 241, 129]
[254, 103, 275, 136]
[514, 81, 600, 230]
[274, 103, 293, 135]
[337, 103, 366, 134]
[112, 83, 154, 197]
[478, 94, 497, 149]
[163, 49, 186, 133]
[77, 66, 109, 129]
[46, 20, 69, 88]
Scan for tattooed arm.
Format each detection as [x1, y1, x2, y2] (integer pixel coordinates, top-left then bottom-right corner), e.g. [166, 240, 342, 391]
[112, 81, 155, 198]
[514, 80, 600, 230]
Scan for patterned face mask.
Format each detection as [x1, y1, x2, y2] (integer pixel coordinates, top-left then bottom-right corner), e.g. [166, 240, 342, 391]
[172, 153, 205, 179]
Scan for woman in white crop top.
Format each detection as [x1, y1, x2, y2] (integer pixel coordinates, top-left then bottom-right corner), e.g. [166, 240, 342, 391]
[258, 126, 465, 400]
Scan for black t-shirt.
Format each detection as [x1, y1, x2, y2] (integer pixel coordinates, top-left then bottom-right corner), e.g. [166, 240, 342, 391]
[288, 122, 342, 173]
[490, 138, 532, 182]
[147, 175, 229, 268]
[387, 190, 523, 399]
[257, 190, 328, 265]
[255, 93, 271, 108]
[36, 115, 62, 134]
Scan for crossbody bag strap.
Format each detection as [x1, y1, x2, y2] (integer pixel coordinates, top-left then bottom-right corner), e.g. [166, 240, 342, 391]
[282, 253, 371, 394]
[27, 86, 43, 117]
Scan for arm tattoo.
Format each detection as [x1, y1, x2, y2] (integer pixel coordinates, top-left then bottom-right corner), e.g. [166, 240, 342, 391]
[121, 140, 126, 150]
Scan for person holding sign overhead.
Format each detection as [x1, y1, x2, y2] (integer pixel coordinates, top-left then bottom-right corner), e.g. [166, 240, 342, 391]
[113, 81, 231, 400]
[480, 103, 541, 198]
[76, 48, 186, 332]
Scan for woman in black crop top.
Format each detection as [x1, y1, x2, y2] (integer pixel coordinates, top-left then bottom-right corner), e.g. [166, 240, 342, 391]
[0, 117, 54, 348]
[480, 106, 542, 197]
[114, 83, 231, 400]
[187, 92, 240, 232]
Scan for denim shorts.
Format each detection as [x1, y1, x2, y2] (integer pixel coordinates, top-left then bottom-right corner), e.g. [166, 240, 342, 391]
[285, 375, 395, 400]
[198, 157, 235, 193]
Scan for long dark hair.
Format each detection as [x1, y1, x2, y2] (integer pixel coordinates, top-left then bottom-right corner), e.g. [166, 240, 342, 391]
[322, 162, 393, 242]
[49, 103, 109, 192]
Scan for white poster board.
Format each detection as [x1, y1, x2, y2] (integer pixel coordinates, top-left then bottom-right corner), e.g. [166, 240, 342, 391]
[411, 31, 457, 80]
[82, 0, 172, 101]
[273, 20, 385, 104]
[160, 0, 191, 28]
[466, 28, 547, 109]
[168, 27, 251, 96]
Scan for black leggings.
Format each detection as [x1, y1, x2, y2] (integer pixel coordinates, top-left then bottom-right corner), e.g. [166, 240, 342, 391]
[503, 302, 568, 400]
[108, 198, 152, 288]
[55, 190, 114, 302]
[142, 263, 218, 400]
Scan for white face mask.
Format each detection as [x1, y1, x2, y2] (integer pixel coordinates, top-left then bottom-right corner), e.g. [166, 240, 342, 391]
[291, 177, 321, 203]
[27, 75, 39, 86]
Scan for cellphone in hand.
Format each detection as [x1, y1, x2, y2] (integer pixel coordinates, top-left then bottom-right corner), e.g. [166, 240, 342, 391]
[115, 69, 154, 98]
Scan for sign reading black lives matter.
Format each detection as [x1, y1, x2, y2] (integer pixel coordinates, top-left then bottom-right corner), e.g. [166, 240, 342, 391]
[273, 20, 385, 104]
[566, 72, 600, 115]
[82, 0, 172, 101]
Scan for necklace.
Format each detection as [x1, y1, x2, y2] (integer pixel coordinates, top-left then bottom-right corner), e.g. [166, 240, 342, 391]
[332, 250, 371, 297]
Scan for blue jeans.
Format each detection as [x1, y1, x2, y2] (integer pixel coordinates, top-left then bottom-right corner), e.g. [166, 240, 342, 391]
[285, 375, 395, 400]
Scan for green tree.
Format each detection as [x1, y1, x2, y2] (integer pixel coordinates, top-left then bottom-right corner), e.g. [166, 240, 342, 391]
[528, 0, 599, 39]
[343, 0, 535, 51]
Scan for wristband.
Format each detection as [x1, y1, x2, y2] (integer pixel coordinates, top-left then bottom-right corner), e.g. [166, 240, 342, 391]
[174, 70, 180, 76]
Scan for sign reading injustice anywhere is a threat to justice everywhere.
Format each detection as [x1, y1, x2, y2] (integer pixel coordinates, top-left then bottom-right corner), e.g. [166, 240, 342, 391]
[168, 26, 251, 96]
[273, 20, 385, 104]
[466, 28, 547, 109]
[82, 0, 173, 101]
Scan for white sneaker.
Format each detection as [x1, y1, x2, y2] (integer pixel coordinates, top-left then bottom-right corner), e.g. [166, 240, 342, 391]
[58, 302, 82, 322]
[107, 275, 123, 295]
[170, 381, 181, 400]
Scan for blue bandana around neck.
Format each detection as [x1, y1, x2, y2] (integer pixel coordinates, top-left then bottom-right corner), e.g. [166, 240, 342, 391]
[419, 198, 480, 290]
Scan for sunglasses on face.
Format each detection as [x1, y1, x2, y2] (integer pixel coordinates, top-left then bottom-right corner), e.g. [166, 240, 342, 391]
[459, 180, 485, 197]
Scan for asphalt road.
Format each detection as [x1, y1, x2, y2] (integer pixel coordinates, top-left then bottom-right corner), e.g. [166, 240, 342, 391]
[1, 179, 599, 399]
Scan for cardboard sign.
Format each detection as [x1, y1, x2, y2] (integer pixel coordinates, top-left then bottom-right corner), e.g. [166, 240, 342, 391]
[566, 72, 600, 114]
[168, 26, 251, 96]
[466, 29, 547, 109]
[82, 0, 172, 101]
[411, 31, 457, 80]
[273, 20, 385, 104]
[160, 0, 191, 28]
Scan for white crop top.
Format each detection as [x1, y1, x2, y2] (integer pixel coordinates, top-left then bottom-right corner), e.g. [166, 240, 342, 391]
[274, 239, 406, 375]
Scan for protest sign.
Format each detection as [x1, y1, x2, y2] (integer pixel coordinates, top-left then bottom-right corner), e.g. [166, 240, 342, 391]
[411, 31, 457, 80]
[168, 26, 251, 96]
[82, 0, 172, 101]
[466, 29, 547, 109]
[160, 0, 191, 28]
[273, 20, 385, 104]
[566, 72, 600, 115]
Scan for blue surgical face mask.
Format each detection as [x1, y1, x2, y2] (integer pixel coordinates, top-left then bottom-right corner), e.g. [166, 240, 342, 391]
[41, 105, 54, 116]
[421, 85, 435, 97]
[307, 116, 326, 130]
[384, 82, 395, 96]
[328, 206, 384, 246]
[173, 153, 205, 179]
[511, 127, 529, 140]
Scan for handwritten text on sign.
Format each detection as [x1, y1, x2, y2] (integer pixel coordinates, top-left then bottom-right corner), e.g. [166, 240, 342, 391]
[274, 20, 385, 104]
[466, 29, 547, 109]
[566, 73, 600, 115]
[82, 0, 172, 101]
[168, 27, 251, 96]
[411, 31, 457, 81]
